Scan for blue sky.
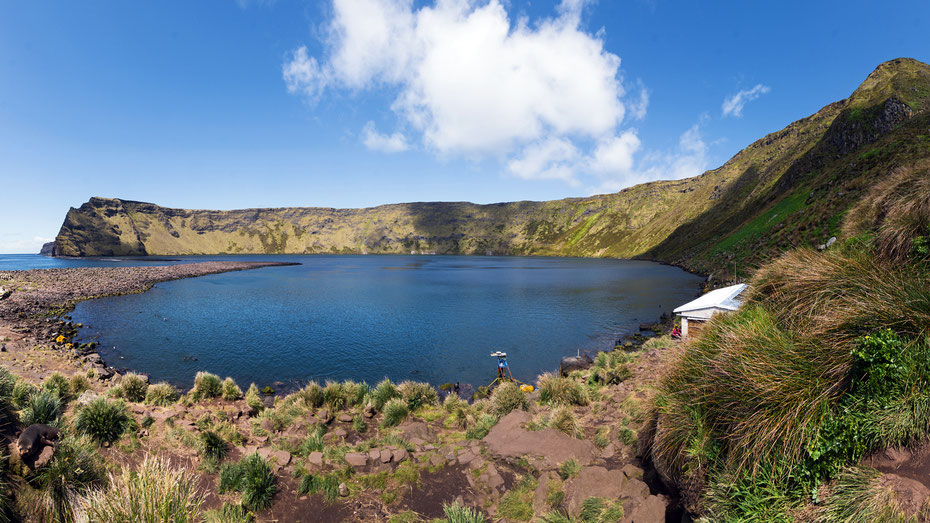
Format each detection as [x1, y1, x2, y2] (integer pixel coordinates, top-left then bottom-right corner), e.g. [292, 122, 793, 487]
[1, 0, 928, 253]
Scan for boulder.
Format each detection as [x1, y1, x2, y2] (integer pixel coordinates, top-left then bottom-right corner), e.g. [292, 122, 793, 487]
[560, 354, 594, 376]
[483, 411, 597, 469]
[392, 448, 409, 463]
[344, 453, 367, 468]
[624, 494, 669, 523]
[317, 409, 333, 424]
[338, 482, 349, 497]
[380, 449, 393, 464]
[307, 452, 323, 467]
[337, 413, 353, 423]
[563, 466, 627, 516]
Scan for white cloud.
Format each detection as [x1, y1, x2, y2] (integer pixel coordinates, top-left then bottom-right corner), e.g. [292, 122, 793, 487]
[721, 83, 770, 118]
[361, 121, 409, 153]
[507, 138, 581, 185]
[284, 0, 709, 192]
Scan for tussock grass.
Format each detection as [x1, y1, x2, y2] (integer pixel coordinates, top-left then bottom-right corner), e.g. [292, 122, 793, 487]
[218, 453, 275, 512]
[145, 382, 180, 406]
[549, 407, 583, 439]
[490, 382, 529, 416]
[80, 454, 205, 522]
[68, 374, 90, 397]
[443, 502, 487, 523]
[43, 372, 72, 402]
[120, 373, 149, 403]
[192, 372, 222, 400]
[538, 374, 589, 406]
[22, 389, 62, 426]
[296, 381, 324, 408]
[398, 381, 438, 410]
[815, 467, 918, 523]
[76, 397, 132, 444]
[373, 379, 401, 411]
[221, 378, 242, 400]
[382, 398, 409, 427]
[245, 383, 264, 413]
[12, 379, 37, 410]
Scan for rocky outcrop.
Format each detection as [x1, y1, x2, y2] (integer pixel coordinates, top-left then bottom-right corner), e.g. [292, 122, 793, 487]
[39, 242, 56, 256]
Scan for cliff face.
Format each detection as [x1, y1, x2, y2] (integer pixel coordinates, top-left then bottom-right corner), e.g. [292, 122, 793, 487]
[52, 59, 930, 277]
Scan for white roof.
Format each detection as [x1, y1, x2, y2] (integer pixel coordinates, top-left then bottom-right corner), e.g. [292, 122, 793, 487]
[673, 283, 748, 315]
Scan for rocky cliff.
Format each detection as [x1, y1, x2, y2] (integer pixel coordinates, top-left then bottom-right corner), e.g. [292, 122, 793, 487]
[51, 58, 930, 277]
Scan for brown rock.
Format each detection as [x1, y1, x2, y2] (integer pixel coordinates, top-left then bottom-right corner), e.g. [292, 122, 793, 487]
[368, 449, 381, 463]
[392, 448, 409, 463]
[337, 413, 353, 423]
[345, 453, 367, 468]
[533, 472, 557, 515]
[563, 466, 627, 516]
[398, 421, 435, 441]
[624, 494, 668, 523]
[458, 450, 477, 465]
[307, 452, 323, 466]
[380, 449, 393, 464]
[483, 411, 597, 469]
[318, 409, 333, 424]
[35, 445, 56, 468]
[622, 464, 644, 481]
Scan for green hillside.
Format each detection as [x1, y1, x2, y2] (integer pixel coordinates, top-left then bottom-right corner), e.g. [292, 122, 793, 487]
[53, 58, 930, 281]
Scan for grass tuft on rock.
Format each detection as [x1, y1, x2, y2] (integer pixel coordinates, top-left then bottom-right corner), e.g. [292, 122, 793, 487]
[398, 381, 438, 410]
[443, 502, 487, 523]
[192, 372, 222, 401]
[217, 453, 275, 512]
[22, 389, 62, 426]
[221, 377, 242, 401]
[145, 382, 180, 406]
[490, 382, 529, 416]
[381, 398, 409, 427]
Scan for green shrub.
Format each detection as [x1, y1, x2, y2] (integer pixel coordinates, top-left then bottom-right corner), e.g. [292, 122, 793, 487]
[297, 381, 324, 407]
[398, 381, 438, 410]
[217, 453, 276, 512]
[21, 435, 105, 522]
[558, 459, 581, 480]
[145, 382, 180, 406]
[538, 374, 589, 406]
[381, 398, 409, 427]
[443, 502, 487, 523]
[80, 454, 205, 522]
[372, 379, 400, 411]
[192, 372, 222, 400]
[490, 382, 529, 416]
[43, 372, 71, 402]
[297, 472, 339, 501]
[76, 397, 132, 444]
[22, 389, 62, 426]
[353, 415, 368, 434]
[222, 378, 243, 401]
[200, 430, 229, 465]
[120, 373, 149, 403]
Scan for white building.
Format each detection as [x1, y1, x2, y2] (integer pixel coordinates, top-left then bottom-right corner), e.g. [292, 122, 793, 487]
[673, 283, 748, 339]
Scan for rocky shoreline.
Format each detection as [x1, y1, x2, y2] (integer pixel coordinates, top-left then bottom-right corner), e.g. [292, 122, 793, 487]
[0, 261, 298, 382]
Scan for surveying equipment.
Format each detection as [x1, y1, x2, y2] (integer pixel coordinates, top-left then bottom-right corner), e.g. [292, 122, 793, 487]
[487, 351, 534, 392]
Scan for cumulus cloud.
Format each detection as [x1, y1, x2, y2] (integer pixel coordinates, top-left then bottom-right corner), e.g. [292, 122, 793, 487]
[721, 83, 770, 118]
[361, 121, 409, 153]
[284, 0, 707, 191]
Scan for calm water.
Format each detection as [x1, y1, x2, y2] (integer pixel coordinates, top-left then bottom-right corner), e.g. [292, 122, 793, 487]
[5, 254, 702, 389]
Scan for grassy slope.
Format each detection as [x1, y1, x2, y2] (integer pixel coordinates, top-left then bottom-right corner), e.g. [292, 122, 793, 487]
[53, 59, 930, 291]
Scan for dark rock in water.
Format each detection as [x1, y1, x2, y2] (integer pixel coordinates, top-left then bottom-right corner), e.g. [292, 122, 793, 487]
[560, 354, 594, 376]
[638, 323, 653, 331]
[39, 241, 56, 256]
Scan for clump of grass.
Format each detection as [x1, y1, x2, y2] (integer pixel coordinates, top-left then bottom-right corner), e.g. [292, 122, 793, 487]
[221, 377, 242, 400]
[145, 382, 180, 406]
[42, 372, 72, 402]
[497, 476, 536, 521]
[120, 373, 149, 403]
[443, 502, 487, 523]
[558, 459, 581, 480]
[353, 415, 368, 434]
[549, 407, 583, 439]
[75, 397, 132, 444]
[199, 430, 229, 467]
[299, 426, 326, 455]
[12, 380, 37, 410]
[80, 454, 205, 522]
[538, 374, 589, 406]
[578, 497, 624, 522]
[817, 466, 914, 522]
[20, 435, 105, 523]
[21, 389, 63, 426]
[297, 381, 324, 408]
[297, 472, 340, 502]
[191, 371, 222, 401]
[490, 382, 529, 416]
[372, 379, 400, 411]
[217, 453, 275, 512]
[465, 413, 499, 440]
[203, 502, 254, 523]
[68, 374, 90, 397]
[245, 383, 264, 413]
[398, 381, 438, 410]
[381, 398, 409, 427]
